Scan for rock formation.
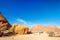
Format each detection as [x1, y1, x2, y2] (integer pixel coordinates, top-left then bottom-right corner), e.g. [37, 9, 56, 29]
[30, 24, 60, 33]
[9, 24, 29, 34]
[46, 25, 60, 32]
[0, 13, 11, 32]
[30, 24, 43, 32]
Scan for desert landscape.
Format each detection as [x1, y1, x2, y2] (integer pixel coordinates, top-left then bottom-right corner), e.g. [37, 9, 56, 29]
[0, 13, 60, 40]
[0, 0, 60, 40]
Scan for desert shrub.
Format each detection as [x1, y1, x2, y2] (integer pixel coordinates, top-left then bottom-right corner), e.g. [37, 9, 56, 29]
[47, 31, 55, 37]
[27, 31, 32, 34]
[39, 32, 43, 33]
[55, 34, 60, 37]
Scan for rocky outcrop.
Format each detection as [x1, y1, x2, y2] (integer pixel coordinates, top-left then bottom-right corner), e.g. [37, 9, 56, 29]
[30, 24, 60, 33]
[0, 13, 11, 30]
[30, 24, 44, 32]
[0, 13, 11, 37]
[9, 24, 29, 34]
[0, 13, 11, 33]
[45, 25, 60, 32]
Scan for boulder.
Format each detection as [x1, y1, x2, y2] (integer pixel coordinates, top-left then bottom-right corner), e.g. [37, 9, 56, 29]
[10, 24, 29, 34]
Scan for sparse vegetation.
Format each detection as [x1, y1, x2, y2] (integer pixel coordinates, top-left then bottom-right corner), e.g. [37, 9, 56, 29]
[55, 33, 60, 37]
[47, 31, 55, 37]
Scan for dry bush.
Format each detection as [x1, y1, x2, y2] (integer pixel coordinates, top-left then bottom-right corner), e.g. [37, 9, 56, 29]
[47, 31, 55, 37]
[55, 33, 60, 37]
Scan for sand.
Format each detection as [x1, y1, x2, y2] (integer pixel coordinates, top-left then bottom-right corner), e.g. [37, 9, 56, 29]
[0, 32, 60, 40]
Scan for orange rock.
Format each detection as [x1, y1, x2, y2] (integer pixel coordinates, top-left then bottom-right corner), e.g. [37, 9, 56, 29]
[0, 13, 11, 29]
[30, 24, 44, 32]
[30, 24, 60, 33]
[12, 24, 29, 34]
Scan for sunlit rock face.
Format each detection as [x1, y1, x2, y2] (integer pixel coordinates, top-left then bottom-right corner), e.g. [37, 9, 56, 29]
[0, 13, 11, 32]
[11, 24, 29, 34]
[45, 25, 60, 32]
[30, 24, 60, 33]
[30, 24, 44, 33]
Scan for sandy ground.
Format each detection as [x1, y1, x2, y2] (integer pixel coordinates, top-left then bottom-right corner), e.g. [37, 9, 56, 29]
[0, 32, 60, 40]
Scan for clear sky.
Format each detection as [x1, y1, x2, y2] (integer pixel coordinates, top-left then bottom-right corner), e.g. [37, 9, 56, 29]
[0, 0, 60, 27]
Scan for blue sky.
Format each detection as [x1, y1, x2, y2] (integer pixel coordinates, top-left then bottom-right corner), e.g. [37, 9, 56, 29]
[0, 0, 60, 27]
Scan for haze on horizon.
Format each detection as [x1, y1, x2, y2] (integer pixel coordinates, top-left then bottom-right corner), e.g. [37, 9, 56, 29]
[0, 0, 60, 27]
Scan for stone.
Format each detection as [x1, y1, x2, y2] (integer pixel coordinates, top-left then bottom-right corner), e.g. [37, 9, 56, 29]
[10, 24, 29, 34]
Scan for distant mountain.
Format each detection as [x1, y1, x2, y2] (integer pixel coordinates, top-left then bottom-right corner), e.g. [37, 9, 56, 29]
[30, 24, 44, 32]
[46, 25, 60, 32]
[30, 24, 60, 33]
